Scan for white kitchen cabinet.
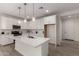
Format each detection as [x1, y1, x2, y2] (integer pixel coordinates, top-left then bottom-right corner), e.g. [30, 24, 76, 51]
[0, 16, 12, 29]
[0, 35, 14, 45]
[28, 21, 35, 29]
[21, 22, 30, 29]
[0, 15, 56, 29]
[15, 37, 49, 56]
[0, 16, 22, 29]
[36, 19, 44, 29]
[28, 19, 44, 29]
[44, 15, 56, 24]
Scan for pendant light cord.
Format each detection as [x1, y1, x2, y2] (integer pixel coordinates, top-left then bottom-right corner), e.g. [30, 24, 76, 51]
[33, 3, 35, 17]
[24, 3, 27, 19]
[18, 7, 21, 17]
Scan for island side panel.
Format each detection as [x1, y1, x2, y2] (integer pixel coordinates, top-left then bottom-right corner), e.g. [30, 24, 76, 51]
[15, 40, 42, 56]
[41, 41, 48, 56]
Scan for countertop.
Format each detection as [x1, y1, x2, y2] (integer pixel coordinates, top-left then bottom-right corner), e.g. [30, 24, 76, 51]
[16, 36, 49, 48]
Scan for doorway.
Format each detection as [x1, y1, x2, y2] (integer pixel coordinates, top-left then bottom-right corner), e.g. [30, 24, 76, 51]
[61, 17, 79, 55]
[44, 24, 56, 44]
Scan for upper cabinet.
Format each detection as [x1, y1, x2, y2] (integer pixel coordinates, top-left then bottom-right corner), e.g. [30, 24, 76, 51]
[44, 15, 56, 24]
[0, 15, 56, 29]
[20, 21, 30, 29]
[0, 15, 44, 29]
[28, 18, 44, 29]
[0, 16, 22, 29]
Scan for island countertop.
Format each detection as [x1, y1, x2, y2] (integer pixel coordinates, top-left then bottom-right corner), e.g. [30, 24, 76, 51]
[16, 36, 50, 48]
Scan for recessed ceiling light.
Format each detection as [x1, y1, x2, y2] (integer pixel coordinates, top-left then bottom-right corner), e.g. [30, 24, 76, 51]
[46, 10, 49, 12]
[68, 16, 71, 18]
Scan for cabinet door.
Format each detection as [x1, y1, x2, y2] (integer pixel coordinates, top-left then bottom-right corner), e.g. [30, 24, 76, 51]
[36, 19, 44, 29]
[21, 22, 30, 29]
[1, 17, 12, 29]
[44, 15, 56, 24]
[1, 16, 21, 29]
[6, 18, 13, 29]
[29, 21, 36, 29]
[28, 19, 44, 29]
[20, 22, 26, 29]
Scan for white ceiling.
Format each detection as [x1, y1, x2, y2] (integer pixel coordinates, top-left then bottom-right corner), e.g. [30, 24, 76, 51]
[0, 3, 79, 19]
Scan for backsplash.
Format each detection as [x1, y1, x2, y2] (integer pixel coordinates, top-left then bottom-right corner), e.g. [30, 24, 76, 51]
[0, 29, 12, 35]
[0, 29, 44, 37]
[21, 29, 44, 37]
[28, 29, 44, 37]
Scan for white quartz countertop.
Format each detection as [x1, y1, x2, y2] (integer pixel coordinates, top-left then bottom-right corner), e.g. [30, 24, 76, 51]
[16, 37, 49, 48]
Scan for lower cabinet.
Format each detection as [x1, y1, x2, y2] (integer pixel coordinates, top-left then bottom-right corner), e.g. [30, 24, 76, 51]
[0, 35, 14, 45]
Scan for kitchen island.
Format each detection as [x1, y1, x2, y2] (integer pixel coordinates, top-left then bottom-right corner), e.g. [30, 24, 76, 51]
[15, 36, 49, 56]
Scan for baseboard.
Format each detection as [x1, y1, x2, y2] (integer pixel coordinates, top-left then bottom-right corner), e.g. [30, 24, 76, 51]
[63, 39, 74, 41]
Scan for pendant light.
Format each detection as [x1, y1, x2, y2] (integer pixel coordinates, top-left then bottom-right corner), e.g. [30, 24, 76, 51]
[46, 10, 49, 12]
[24, 3, 27, 23]
[18, 7, 21, 24]
[45, 4, 49, 13]
[32, 3, 35, 21]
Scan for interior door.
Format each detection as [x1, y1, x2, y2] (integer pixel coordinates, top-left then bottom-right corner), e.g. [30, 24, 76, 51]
[62, 19, 74, 40]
